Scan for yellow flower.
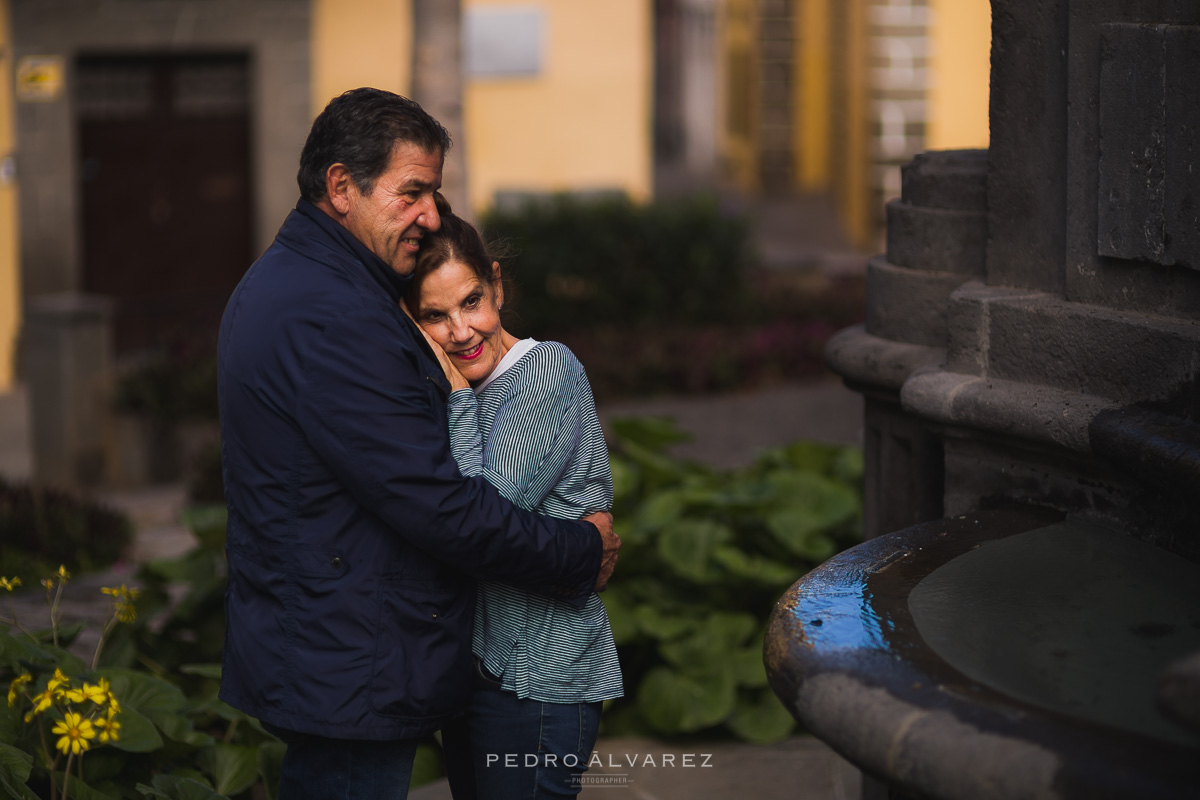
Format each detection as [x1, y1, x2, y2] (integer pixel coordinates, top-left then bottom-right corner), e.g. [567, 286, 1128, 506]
[54, 565, 71, 582]
[102, 584, 140, 623]
[106, 694, 121, 715]
[47, 668, 70, 693]
[100, 584, 139, 600]
[94, 714, 121, 743]
[0, 576, 20, 591]
[7, 673, 31, 706]
[66, 682, 107, 705]
[51, 712, 95, 755]
[25, 688, 55, 721]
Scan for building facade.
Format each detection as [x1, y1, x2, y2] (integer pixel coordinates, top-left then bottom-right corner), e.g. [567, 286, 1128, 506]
[0, 0, 652, 390]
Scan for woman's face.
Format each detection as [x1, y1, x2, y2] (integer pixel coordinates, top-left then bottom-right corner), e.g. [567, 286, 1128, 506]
[415, 259, 508, 386]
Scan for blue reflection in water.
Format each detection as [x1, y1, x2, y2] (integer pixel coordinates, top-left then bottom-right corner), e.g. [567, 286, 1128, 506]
[791, 558, 890, 653]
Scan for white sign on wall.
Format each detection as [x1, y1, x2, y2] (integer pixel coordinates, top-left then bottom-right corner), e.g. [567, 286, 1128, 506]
[464, 7, 544, 78]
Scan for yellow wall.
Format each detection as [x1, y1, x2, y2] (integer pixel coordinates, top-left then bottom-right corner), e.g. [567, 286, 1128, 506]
[463, 0, 652, 212]
[0, 0, 19, 391]
[311, 0, 412, 116]
[926, 0, 990, 150]
[794, 0, 830, 190]
[839, 0, 870, 247]
[310, 0, 652, 214]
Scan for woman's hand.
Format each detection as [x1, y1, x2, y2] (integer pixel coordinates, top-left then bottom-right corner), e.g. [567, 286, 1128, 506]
[401, 300, 471, 392]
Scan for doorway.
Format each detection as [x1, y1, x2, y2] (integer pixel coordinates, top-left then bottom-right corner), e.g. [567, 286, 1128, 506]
[77, 53, 254, 353]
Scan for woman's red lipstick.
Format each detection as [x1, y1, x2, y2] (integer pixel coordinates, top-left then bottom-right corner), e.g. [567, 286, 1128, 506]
[456, 343, 484, 361]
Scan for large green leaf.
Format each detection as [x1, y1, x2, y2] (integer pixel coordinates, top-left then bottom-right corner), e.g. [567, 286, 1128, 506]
[0, 697, 24, 745]
[631, 490, 688, 536]
[632, 606, 700, 641]
[608, 456, 638, 504]
[53, 622, 87, 648]
[656, 518, 733, 583]
[711, 546, 799, 586]
[765, 512, 838, 561]
[198, 743, 258, 797]
[0, 632, 85, 678]
[636, 666, 736, 734]
[137, 774, 229, 800]
[97, 669, 186, 718]
[832, 447, 864, 484]
[96, 668, 210, 746]
[257, 741, 286, 800]
[612, 439, 688, 486]
[0, 742, 38, 800]
[598, 587, 639, 646]
[657, 613, 756, 672]
[109, 705, 164, 753]
[52, 771, 121, 800]
[762, 472, 857, 559]
[731, 644, 769, 688]
[725, 689, 797, 744]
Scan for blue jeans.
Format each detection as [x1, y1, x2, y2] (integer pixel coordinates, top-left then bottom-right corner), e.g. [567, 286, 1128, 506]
[267, 724, 419, 800]
[442, 661, 602, 799]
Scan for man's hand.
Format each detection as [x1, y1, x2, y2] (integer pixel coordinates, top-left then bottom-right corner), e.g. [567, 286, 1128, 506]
[584, 510, 619, 591]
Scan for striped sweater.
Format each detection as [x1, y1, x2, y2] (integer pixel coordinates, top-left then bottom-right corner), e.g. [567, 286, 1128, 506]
[446, 340, 623, 703]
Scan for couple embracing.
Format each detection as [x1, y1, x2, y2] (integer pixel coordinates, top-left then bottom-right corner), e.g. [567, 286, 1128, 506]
[217, 88, 623, 799]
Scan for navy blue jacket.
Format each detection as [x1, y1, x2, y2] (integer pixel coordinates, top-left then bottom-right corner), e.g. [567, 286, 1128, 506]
[217, 200, 601, 740]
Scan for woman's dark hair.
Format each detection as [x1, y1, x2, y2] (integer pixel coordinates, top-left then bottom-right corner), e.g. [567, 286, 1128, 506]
[297, 88, 452, 203]
[404, 213, 499, 310]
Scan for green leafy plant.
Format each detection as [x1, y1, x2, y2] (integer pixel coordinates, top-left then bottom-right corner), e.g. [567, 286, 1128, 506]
[1, 555, 281, 799]
[600, 417, 863, 743]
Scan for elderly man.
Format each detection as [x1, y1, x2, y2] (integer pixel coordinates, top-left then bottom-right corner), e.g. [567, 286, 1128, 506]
[217, 88, 619, 799]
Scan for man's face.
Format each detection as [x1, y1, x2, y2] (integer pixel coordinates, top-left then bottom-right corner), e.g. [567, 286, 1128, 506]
[340, 142, 444, 276]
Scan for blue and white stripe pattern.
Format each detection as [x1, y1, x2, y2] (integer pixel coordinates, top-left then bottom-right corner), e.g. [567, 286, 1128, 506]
[446, 340, 623, 703]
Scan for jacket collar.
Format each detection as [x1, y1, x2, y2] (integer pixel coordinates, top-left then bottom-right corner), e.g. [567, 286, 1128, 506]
[294, 198, 413, 303]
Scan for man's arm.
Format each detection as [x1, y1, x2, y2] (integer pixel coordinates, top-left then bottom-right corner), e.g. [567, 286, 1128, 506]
[295, 310, 602, 597]
[444, 346, 618, 591]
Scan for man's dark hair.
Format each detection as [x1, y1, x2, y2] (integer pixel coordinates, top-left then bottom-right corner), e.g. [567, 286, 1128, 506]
[297, 88, 452, 203]
[405, 213, 507, 314]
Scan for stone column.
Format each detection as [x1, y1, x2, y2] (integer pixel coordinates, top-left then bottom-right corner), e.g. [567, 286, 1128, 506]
[826, 148, 987, 538]
[20, 293, 114, 489]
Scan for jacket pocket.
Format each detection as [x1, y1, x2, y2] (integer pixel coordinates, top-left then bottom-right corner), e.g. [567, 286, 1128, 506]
[369, 579, 474, 719]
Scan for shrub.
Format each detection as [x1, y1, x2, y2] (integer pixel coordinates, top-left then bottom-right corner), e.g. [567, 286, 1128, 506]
[480, 193, 756, 336]
[0, 478, 133, 577]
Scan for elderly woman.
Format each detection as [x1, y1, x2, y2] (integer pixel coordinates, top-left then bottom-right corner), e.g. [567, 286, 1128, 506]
[404, 213, 622, 799]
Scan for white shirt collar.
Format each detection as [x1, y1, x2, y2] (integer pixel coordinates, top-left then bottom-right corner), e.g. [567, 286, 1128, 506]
[474, 338, 539, 394]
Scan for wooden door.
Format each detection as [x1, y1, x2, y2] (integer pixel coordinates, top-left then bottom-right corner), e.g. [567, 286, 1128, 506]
[77, 53, 253, 353]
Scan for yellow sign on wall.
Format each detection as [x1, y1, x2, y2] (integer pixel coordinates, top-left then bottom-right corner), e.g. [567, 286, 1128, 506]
[16, 55, 65, 102]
